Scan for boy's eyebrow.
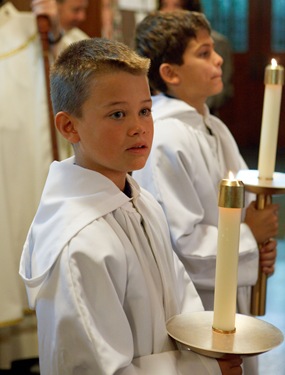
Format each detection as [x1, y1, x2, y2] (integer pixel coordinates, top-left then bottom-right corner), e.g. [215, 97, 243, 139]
[191, 42, 213, 54]
[103, 98, 152, 107]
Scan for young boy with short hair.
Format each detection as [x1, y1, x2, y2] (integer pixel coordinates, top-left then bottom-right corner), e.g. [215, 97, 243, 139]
[19, 38, 242, 375]
[132, 11, 279, 375]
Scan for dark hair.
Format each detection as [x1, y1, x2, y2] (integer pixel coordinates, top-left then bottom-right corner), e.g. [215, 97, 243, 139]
[134, 10, 210, 93]
[158, 0, 202, 12]
[50, 38, 150, 117]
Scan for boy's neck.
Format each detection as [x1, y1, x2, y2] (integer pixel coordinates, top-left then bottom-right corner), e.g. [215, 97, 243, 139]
[165, 91, 205, 116]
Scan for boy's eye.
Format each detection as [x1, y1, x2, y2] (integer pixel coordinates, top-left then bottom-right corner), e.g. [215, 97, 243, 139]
[140, 108, 152, 117]
[110, 111, 124, 119]
[199, 49, 211, 58]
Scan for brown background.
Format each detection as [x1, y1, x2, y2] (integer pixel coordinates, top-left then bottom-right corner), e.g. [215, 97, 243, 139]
[8, 0, 285, 151]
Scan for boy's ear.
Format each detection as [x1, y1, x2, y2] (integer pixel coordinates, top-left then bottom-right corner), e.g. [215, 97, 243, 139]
[55, 112, 80, 143]
[159, 63, 180, 85]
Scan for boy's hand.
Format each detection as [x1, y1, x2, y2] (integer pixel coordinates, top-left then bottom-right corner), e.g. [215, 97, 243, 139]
[217, 355, 243, 374]
[244, 201, 279, 244]
[259, 238, 277, 275]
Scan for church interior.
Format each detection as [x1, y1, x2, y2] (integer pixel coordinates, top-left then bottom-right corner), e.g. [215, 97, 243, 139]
[1, 0, 285, 374]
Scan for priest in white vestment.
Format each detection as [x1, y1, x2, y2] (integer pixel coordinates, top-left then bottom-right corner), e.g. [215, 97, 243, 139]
[0, 0, 88, 368]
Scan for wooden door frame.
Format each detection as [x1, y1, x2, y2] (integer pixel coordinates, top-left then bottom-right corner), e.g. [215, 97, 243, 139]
[220, 0, 285, 148]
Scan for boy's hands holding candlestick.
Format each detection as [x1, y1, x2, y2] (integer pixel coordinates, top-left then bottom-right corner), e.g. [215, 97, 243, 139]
[244, 200, 278, 274]
[244, 200, 279, 243]
[217, 355, 243, 375]
[259, 238, 277, 275]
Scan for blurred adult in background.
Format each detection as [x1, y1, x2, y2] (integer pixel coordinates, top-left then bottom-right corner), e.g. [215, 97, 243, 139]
[32, 0, 89, 48]
[57, 0, 88, 31]
[158, 0, 234, 116]
[0, 0, 88, 371]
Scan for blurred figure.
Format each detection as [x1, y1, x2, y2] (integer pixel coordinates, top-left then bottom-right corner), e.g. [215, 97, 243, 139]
[57, 0, 88, 31]
[0, 0, 88, 371]
[158, 0, 234, 116]
[32, 0, 89, 49]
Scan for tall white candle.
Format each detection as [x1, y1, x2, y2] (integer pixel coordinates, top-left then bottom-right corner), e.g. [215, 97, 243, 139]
[213, 177, 244, 333]
[258, 59, 284, 180]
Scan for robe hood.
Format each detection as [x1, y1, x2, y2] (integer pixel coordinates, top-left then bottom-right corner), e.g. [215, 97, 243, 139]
[151, 94, 244, 175]
[152, 94, 210, 127]
[19, 157, 136, 308]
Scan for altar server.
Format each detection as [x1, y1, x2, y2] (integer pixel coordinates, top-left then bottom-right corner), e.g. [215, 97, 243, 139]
[20, 37, 242, 375]
[132, 11, 278, 375]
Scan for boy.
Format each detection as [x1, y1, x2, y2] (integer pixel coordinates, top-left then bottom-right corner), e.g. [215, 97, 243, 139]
[132, 11, 278, 375]
[157, 0, 234, 115]
[19, 38, 242, 374]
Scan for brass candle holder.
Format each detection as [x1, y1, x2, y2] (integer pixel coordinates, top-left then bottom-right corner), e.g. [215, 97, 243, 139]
[166, 173, 284, 358]
[167, 311, 283, 358]
[237, 169, 285, 316]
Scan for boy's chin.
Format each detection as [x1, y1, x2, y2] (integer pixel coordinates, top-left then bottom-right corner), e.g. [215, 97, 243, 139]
[129, 157, 150, 172]
[213, 84, 224, 95]
[129, 163, 148, 173]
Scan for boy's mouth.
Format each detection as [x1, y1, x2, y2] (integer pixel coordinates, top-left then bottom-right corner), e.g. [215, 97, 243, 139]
[127, 143, 148, 152]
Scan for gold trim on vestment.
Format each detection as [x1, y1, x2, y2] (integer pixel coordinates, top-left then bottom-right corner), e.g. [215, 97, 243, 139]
[0, 309, 36, 328]
[0, 317, 23, 328]
[23, 308, 36, 316]
[0, 32, 37, 59]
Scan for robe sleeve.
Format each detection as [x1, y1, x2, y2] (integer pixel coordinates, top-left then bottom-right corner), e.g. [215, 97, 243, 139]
[141, 120, 258, 291]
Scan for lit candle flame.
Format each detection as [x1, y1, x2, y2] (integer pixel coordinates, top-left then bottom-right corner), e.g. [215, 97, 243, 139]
[228, 171, 235, 180]
[271, 58, 278, 68]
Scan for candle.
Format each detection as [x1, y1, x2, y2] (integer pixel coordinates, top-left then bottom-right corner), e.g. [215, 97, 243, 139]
[212, 176, 244, 333]
[258, 59, 284, 180]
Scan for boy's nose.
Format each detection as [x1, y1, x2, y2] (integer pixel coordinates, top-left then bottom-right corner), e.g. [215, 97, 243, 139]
[129, 121, 146, 136]
[215, 51, 223, 67]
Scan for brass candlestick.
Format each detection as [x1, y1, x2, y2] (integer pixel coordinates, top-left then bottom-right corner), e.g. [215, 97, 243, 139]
[237, 169, 285, 316]
[166, 172, 284, 358]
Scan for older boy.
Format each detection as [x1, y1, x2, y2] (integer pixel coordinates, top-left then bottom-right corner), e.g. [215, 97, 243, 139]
[132, 11, 278, 375]
[19, 38, 242, 375]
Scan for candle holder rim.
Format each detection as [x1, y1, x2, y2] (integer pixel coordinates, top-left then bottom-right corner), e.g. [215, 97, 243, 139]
[166, 311, 284, 358]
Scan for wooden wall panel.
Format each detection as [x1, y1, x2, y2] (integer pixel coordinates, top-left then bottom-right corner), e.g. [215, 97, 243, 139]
[10, 0, 30, 10]
[80, 0, 101, 37]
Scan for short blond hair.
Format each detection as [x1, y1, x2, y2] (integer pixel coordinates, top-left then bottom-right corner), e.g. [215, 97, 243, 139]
[50, 38, 150, 117]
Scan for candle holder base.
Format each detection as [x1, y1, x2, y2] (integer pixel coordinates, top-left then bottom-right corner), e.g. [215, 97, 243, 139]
[166, 311, 283, 359]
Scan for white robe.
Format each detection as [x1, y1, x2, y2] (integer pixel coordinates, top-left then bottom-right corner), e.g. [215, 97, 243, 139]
[133, 95, 259, 374]
[0, 2, 88, 367]
[20, 157, 221, 375]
